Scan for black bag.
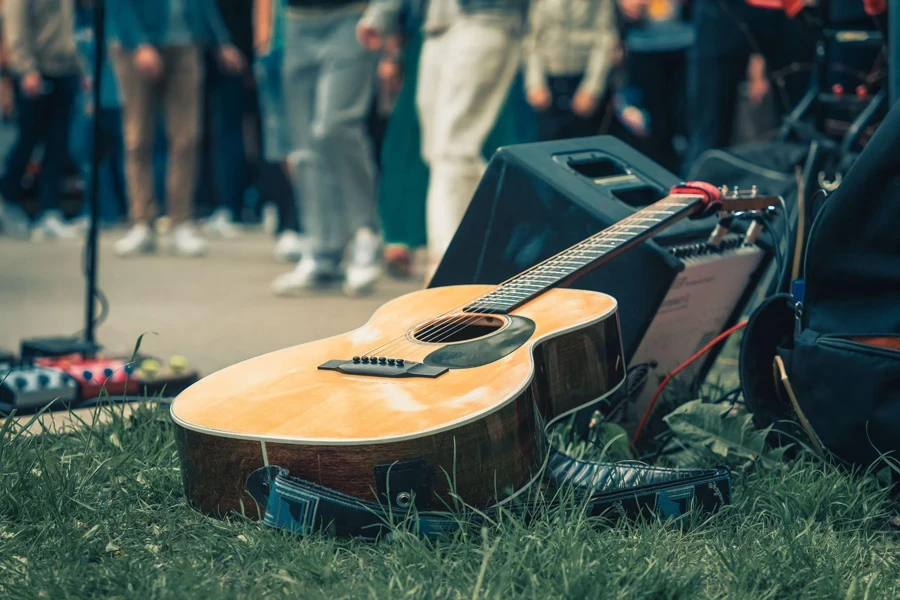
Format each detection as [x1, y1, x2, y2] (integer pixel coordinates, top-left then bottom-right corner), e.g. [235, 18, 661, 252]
[741, 101, 900, 467]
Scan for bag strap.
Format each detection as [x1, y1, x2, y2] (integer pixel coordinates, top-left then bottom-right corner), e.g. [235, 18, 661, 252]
[247, 452, 732, 540]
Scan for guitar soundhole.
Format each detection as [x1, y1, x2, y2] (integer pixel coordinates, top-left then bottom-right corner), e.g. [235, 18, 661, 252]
[412, 315, 507, 344]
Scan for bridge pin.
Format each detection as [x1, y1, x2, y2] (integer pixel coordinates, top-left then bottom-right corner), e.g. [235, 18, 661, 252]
[352, 356, 360, 363]
[361, 356, 370, 363]
[396, 359, 405, 366]
[387, 358, 395, 365]
[378, 357, 387, 364]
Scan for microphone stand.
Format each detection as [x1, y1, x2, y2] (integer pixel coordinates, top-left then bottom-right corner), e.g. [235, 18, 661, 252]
[83, 0, 105, 351]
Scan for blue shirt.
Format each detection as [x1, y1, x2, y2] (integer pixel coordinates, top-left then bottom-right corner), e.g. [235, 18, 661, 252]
[110, 0, 231, 51]
[166, 0, 194, 46]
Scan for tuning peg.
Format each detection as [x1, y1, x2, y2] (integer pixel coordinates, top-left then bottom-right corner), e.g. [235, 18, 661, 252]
[751, 185, 758, 197]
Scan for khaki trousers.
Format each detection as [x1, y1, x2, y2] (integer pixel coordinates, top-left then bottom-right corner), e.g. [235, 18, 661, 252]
[112, 45, 202, 225]
[417, 15, 521, 263]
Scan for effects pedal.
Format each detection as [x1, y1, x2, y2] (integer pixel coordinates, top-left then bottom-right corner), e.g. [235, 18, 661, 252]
[0, 363, 79, 413]
[34, 355, 139, 400]
[131, 355, 199, 397]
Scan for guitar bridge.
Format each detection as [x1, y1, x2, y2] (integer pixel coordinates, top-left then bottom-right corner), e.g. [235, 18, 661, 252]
[318, 359, 448, 378]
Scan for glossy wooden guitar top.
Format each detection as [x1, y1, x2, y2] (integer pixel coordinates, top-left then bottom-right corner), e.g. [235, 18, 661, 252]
[171, 285, 618, 444]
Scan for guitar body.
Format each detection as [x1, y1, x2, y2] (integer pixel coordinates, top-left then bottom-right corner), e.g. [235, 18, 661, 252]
[172, 285, 626, 516]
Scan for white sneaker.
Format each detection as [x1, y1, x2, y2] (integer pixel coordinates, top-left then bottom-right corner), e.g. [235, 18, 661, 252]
[272, 256, 339, 296]
[343, 227, 382, 297]
[273, 230, 306, 263]
[115, 223, 155, 257]
[171, 223, 208, 257]
[33, 211, 80, 240]
[202, 208, 240, 239]
[0, 200, 31, 239]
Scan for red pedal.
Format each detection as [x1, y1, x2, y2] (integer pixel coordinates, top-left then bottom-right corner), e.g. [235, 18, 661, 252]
[34, 355, 138, 400]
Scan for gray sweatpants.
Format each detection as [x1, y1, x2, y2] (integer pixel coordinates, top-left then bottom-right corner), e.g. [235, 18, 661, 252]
[283, 8, 378, 257]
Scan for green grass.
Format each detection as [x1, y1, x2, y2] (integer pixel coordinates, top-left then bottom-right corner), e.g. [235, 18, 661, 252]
[1, 402, 899, 599]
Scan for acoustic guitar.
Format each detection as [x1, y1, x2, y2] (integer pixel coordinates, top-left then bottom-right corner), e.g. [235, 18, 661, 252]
[171, 182, 778, 516]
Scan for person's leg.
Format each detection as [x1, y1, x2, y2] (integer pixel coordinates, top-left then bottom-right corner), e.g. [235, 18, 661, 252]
[315, 12, 379, 294]
[160, 47, 202, 226]
[160, 45, 205, 255]
[35, 75, 78, 220]
[274, 14, 342, 293]
[683, 0, 751, 170]
[415, 32, 445, 167]
[282, 18, 327, 257]
[207, 59, 248, 228]
[316, 13, 377, 240]
[0, 81, 47, 238]
[1, 82, 52, 201]
[112, 45, 159, 227]
[377, 32, 427, 277]
[0, 78, 49, 236]
[535, 75, 566, 142]
[101, 108, 128, 220]
[254, 48, 302, 252]
[548, 75, 588, 140]
[425, 15, 522, 265]
[628, 51, 684, 172]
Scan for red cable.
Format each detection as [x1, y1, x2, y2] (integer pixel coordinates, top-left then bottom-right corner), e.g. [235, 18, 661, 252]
[630, 320, 749, 446]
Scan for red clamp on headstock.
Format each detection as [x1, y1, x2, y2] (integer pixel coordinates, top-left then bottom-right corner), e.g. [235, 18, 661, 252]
[669, 181, 723, 218]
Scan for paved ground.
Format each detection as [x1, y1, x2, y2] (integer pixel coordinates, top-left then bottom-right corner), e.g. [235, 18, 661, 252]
[0, 229, 420, 376]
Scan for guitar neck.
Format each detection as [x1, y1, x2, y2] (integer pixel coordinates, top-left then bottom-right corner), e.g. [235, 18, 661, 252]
[464, 193, 707, 314]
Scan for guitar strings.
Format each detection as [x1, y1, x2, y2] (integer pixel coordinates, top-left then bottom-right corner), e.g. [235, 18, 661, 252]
[363, 201, 691, 362]
[364, 198, 696, 361]
[400, 205, 681, 355]
[379, 201, 693, 361]
[398, 202, 691, 357]
[400, 187, 769, 357]
[361, 213, 665, 361]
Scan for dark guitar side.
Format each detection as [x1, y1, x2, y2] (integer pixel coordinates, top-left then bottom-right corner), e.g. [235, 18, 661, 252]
[174, 316, 625, 517]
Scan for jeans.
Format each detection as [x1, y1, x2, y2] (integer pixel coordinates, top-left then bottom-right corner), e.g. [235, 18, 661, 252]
[112, 45, 203, 225]
[0, 74, 79, 216]
[206, 55, 248, 218]
[684, 0, 814, 170]
[254, 50, 292, 163]
[283, 8, 378, 257]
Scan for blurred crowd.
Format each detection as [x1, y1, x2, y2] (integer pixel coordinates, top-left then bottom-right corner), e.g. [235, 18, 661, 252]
[0, 0, 865, 296]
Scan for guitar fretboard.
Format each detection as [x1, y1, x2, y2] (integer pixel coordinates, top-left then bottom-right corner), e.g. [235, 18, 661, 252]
[464, 195, 703, 314]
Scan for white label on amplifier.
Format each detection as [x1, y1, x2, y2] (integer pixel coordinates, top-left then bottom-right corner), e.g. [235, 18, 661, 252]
[625, 245, 765, 429]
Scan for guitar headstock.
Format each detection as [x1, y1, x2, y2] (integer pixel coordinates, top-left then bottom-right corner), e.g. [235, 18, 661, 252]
[670, 182, 780, 219]
[717, 185, 781, 216]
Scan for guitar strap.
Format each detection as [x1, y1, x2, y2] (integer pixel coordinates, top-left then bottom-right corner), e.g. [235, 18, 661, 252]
[246, 453, 732, 540]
